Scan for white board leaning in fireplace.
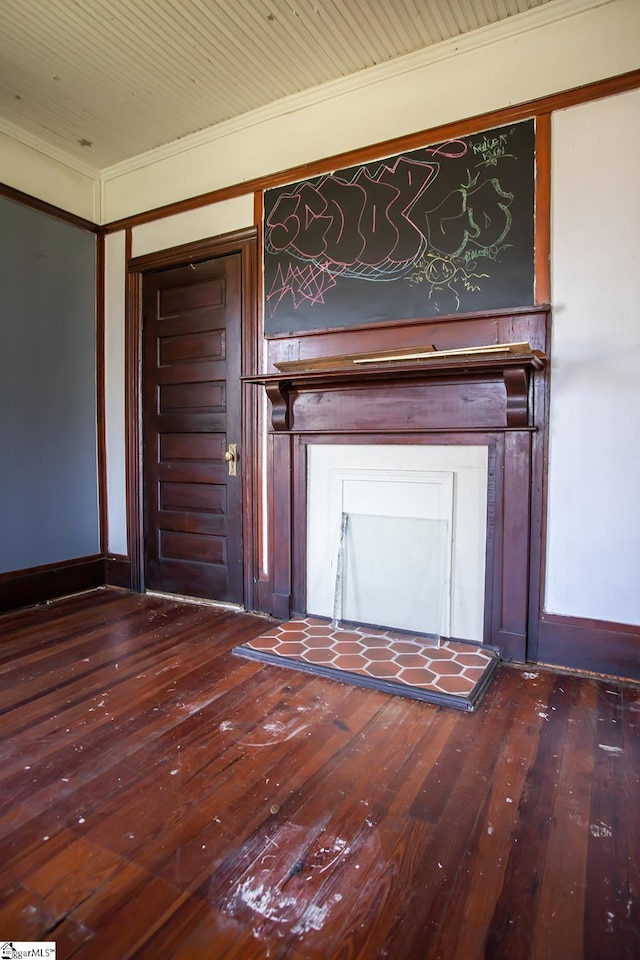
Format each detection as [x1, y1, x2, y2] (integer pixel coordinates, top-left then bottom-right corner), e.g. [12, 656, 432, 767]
[306, 445, 489, 643]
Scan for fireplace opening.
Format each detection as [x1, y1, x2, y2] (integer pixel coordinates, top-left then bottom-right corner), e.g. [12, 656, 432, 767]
[306, 444, 489, 643]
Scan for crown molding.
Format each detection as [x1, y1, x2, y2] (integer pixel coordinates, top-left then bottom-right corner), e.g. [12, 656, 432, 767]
[100, 0, 614, 184]
[0, 115, 100, 179]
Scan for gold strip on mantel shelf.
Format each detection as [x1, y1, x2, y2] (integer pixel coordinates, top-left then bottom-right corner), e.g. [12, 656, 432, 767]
[352, 341, 536, 364]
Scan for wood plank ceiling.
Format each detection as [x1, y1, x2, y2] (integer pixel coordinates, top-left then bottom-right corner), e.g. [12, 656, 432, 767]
[0, 0, 557, 170]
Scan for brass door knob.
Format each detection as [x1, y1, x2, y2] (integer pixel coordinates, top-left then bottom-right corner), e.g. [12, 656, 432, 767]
[224, 443, 238, 476]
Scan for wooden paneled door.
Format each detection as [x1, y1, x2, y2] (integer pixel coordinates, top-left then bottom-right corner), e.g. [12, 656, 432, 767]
[142, 254, 243, 603]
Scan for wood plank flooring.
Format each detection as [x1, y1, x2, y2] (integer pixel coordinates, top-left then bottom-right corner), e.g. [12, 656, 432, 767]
[0, 587, 638, 959]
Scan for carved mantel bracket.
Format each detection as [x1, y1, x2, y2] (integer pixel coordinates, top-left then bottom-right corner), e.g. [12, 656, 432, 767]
[503, 366, 531, 428]
[264, 380, 290, 431]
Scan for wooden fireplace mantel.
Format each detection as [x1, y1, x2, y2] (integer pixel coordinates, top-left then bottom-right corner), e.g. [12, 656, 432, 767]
[244, 346, 546, 433]
[251, 308, 550, 663]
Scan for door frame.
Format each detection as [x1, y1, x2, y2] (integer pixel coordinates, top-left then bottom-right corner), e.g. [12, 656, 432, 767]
[125, 227, 259, 608]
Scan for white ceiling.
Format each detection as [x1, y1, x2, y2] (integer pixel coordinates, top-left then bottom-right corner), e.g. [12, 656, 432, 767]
[0, 0, 559, 172]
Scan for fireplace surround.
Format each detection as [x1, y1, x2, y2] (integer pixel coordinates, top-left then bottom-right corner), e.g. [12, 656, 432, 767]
[250, 306, 550, 662]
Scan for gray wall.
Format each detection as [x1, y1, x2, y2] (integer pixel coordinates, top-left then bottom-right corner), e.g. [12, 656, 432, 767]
[0, 197, 99, 573]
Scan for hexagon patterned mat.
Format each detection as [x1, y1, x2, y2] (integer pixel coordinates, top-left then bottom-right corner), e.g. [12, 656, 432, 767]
[233, 617, 500, 712]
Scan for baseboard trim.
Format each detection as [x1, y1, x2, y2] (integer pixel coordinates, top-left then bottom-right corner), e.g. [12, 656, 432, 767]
[104, 555, 132, 588]
[0, 555, 105, 613]
[495, 628, 527, 663]
[270, 592, 292, 620]
[536, 614, 640, 682]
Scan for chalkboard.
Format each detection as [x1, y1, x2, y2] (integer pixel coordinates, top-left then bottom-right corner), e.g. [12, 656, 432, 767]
[264, 119, 535, 335]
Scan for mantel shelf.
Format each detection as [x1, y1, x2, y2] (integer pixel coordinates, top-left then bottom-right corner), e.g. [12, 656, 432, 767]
[243, 348, 547, 432]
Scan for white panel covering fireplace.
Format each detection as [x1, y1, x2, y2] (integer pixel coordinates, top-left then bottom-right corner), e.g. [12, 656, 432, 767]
[306, 445, 489, 643]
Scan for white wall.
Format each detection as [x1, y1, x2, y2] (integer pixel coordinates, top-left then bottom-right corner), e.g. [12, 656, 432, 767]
[100, 0, 640, 222]
[131, 195, 254, 257]
[104, 231, 128, 555]
[546, 87, 640, 625]
[0, 130, 98, 222]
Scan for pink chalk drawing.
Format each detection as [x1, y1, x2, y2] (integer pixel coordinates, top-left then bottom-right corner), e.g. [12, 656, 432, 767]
[264, 123, 532, 322]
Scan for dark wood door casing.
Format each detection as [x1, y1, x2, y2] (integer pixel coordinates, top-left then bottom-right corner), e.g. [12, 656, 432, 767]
[142, 255, 243, 602]
[125, 228, 259, 609]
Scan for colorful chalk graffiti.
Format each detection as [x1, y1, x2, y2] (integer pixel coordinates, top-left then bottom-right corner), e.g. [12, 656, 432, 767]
[263, 120, 535, 333]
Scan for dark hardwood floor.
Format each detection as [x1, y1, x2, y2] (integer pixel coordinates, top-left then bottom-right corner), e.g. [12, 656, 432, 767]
[0, 588, 638, 959]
